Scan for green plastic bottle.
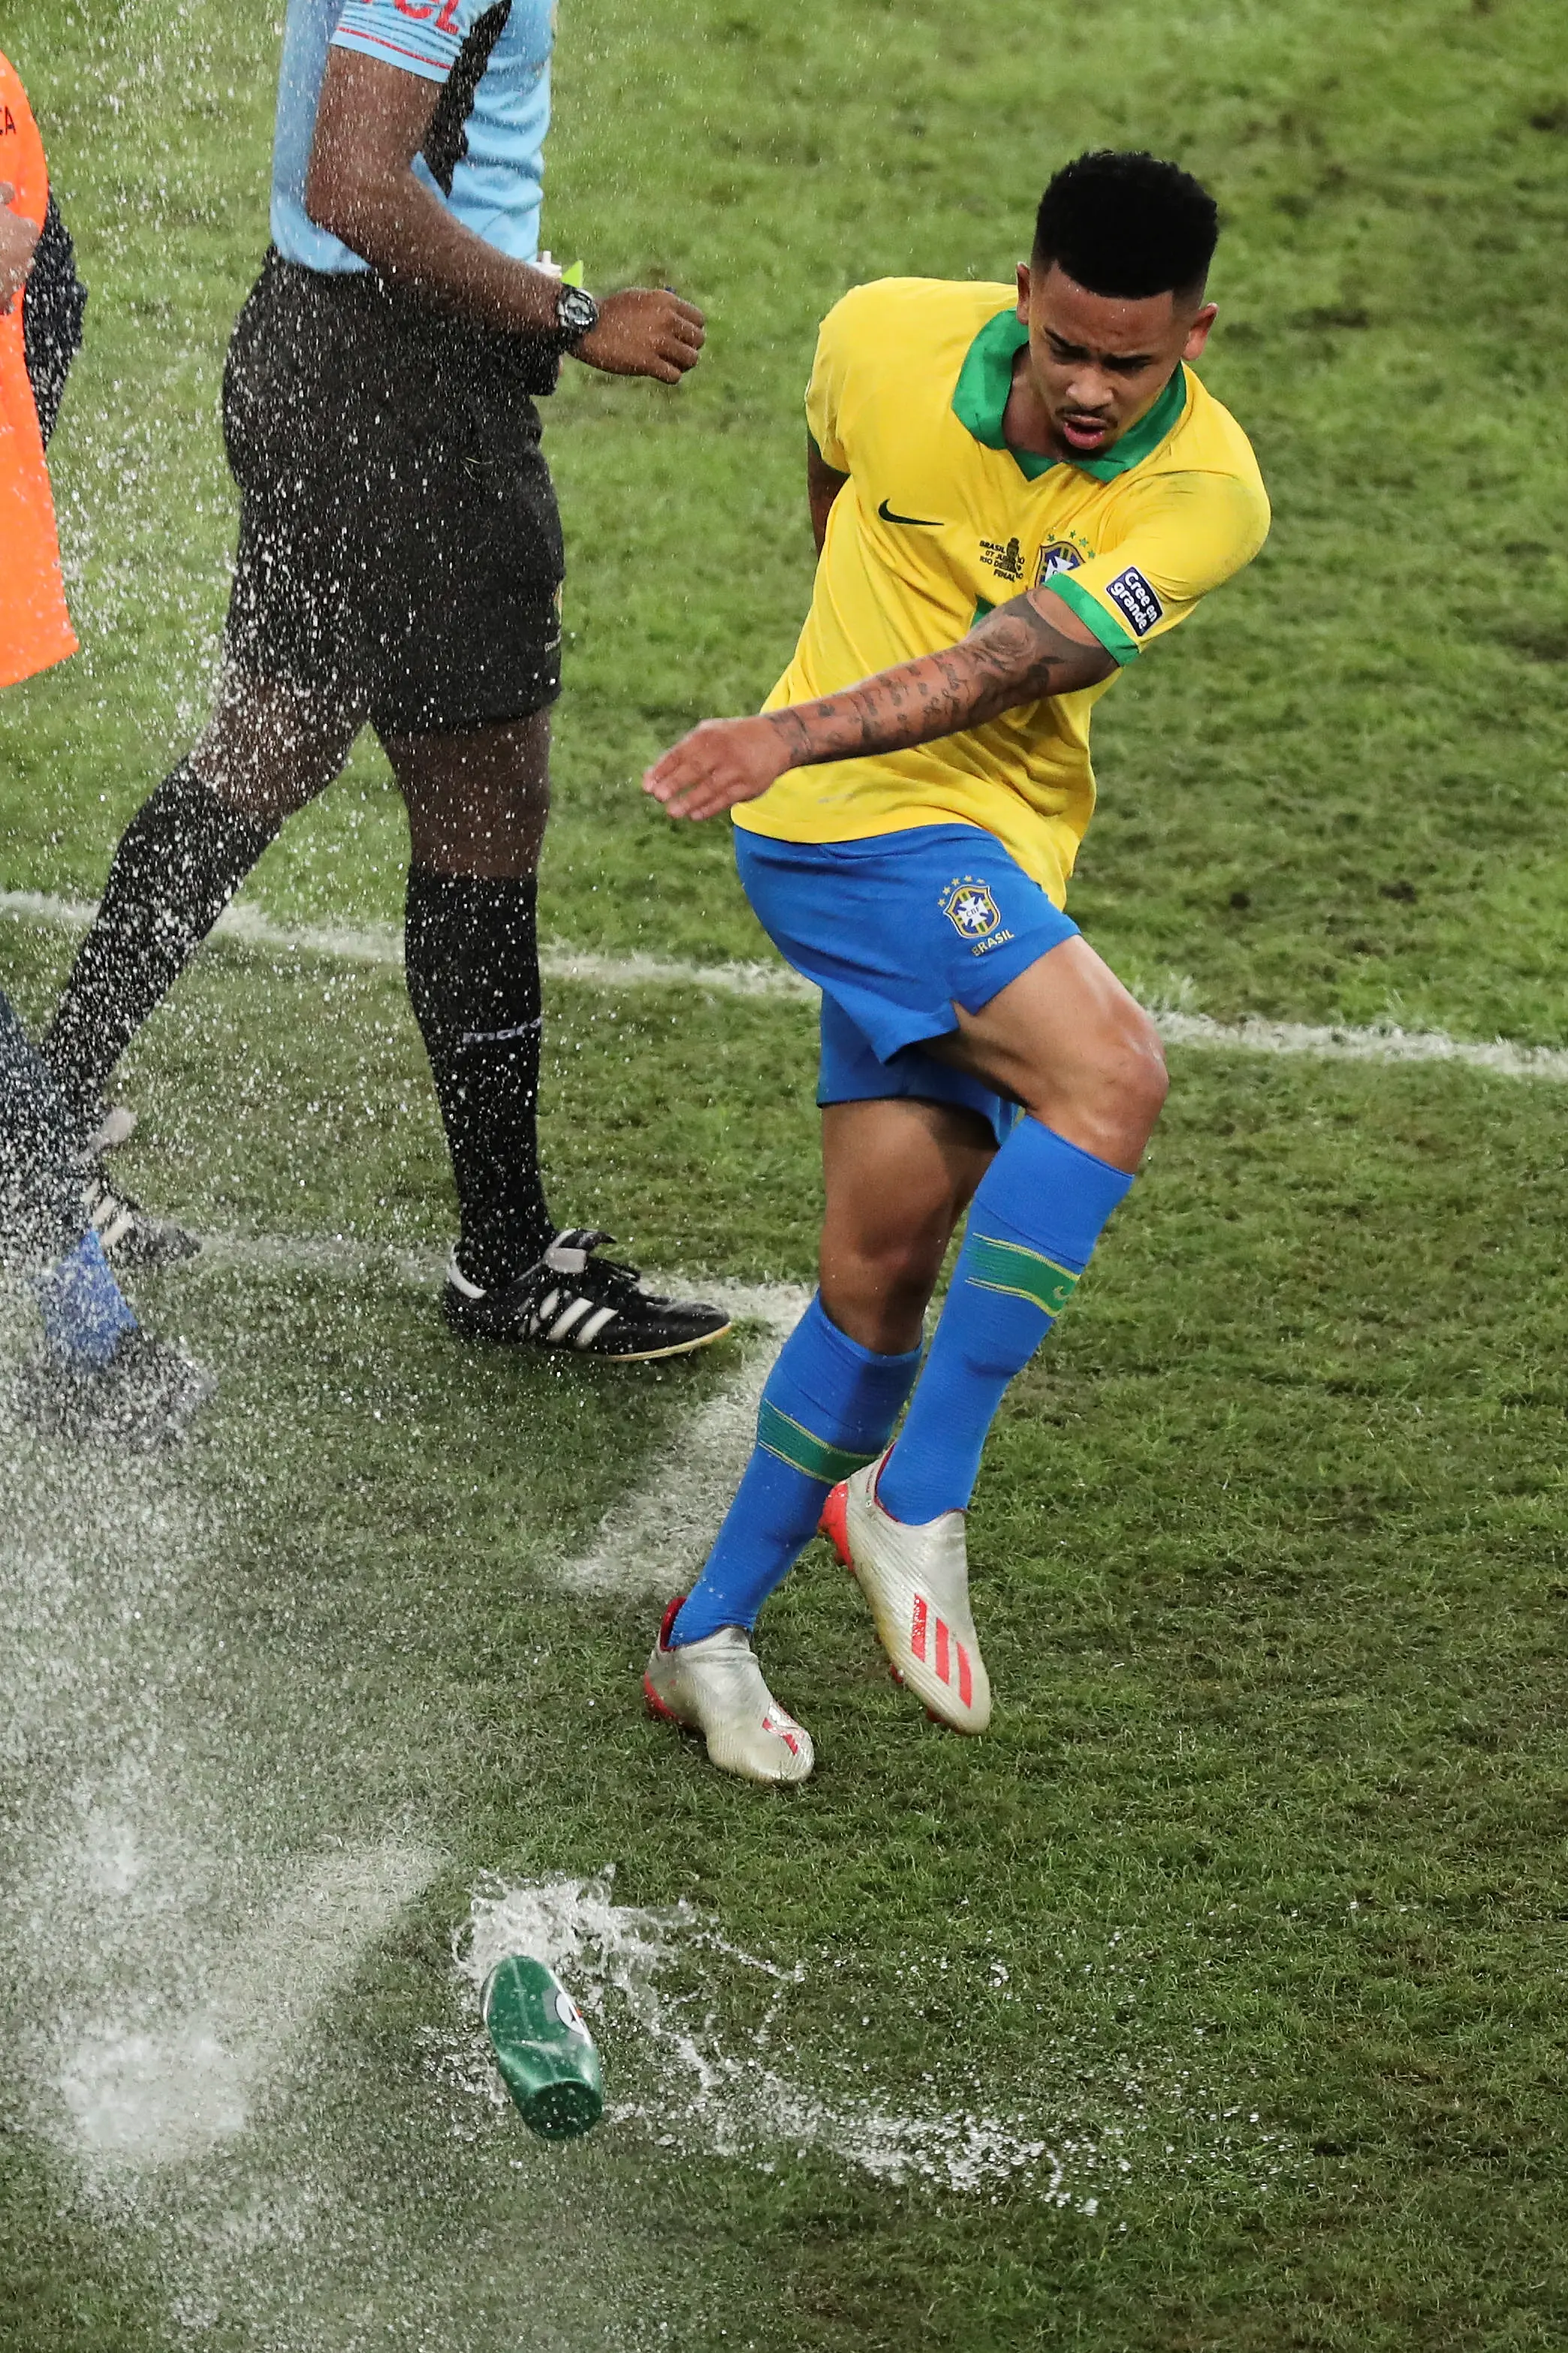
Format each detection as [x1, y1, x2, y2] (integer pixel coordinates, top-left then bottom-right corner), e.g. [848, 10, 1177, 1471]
[482, 1956, 604, 2140]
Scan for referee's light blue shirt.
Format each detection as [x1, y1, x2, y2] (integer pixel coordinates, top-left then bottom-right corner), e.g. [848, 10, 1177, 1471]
[270, 0, 554, 276]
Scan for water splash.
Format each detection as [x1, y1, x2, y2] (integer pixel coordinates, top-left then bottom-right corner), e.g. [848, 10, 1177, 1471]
[448, 1871, 1063, 2198]
[54, 1839, 439, 2169]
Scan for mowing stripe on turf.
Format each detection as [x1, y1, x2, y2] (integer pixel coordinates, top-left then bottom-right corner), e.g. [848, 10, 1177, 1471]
[8, 885, 1568, 1078]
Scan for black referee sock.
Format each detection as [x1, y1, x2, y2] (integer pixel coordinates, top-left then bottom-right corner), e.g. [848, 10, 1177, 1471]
[404, 866, 554, 1292]
[42, 761, 279, 1122]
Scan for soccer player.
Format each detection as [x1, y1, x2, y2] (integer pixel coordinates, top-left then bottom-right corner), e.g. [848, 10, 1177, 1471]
[2, 57, 210, 1444]
[641, 152, 1270, 1781]
[37, 0, 731, 1362]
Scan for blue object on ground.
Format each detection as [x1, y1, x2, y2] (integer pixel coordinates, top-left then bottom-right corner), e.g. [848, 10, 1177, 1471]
[33, 1230, 137, 1368]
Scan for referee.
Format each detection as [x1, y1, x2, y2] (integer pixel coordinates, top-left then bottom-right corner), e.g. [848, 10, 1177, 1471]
[41, 0, 731, 1362]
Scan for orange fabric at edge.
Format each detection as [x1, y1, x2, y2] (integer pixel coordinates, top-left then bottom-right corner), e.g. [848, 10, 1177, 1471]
[0, 50, 77, 692]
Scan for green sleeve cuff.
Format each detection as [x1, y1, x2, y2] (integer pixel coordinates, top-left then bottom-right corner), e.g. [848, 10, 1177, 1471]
[1045, 575, 1141, 666]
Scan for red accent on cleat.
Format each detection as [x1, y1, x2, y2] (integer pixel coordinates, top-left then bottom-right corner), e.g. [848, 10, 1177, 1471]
[935, 1615, 950, 1686]
[656, 1593, 688, 1652]
[911, 1594, 928, 1663]
[644, 1672, 680, 1724]
[818, 1480, 852, 1567]
[957, 1640, 973, 1709]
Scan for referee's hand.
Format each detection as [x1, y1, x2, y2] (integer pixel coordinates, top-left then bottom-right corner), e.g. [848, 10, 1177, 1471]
[574, 288, 705, 385]
[0, 185, 41, 312]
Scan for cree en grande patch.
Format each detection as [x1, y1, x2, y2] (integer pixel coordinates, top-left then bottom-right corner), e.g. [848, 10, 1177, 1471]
[1103, 566, 1164, 637]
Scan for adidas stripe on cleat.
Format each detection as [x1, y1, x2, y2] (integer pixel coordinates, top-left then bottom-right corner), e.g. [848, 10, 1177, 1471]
[643, 1597, 815, 1784]
[83, 1175, 201, 1269]
[819, 1454, 992, 1733]
[443, 1228, 731, 1360]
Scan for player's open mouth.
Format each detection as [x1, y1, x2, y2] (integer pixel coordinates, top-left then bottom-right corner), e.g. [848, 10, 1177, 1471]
[1060, 414, 1113, 451]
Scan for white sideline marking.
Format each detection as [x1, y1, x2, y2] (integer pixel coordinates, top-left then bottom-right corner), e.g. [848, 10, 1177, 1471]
[7, 882, 1568, 1078]
[193, 1226, 803, 1339]
[559, 1283, 811, 1598]
[195, 1228, 446, 1287]
[0, 886, 101, 929]
[1154, 1008, 1568, 1084]
[0, 885, 816, 1001]
[538, 946, 815, 1000]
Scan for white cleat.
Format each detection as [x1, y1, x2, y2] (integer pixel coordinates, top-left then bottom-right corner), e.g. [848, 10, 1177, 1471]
[820, 1454, 992, 1733]
[643, 1599, 814, 1785]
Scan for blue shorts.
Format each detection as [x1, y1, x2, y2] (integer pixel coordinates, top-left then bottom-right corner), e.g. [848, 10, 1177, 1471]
[734, 822, 1078, 1148]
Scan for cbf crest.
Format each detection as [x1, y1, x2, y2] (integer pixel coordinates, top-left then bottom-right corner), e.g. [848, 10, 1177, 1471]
[1035, 539, 1084, 584]
[941, 876, 1002, 941]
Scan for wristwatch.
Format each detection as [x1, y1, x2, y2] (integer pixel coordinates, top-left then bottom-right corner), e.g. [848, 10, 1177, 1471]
[552, 282, 599, 349]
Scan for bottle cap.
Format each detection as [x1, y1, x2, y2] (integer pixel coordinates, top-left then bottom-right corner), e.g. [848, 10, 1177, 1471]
[521, 2075, 602, 2140]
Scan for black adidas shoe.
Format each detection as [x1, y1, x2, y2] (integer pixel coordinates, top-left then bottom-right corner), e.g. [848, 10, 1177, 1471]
[16, 1329, 216, 1450]
[442, 1229, 732, 1362]
[83, 1174, 200, 1269]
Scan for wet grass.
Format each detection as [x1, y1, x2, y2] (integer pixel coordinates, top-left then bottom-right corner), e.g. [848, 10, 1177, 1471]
[2, 0, 1567, 2342]
[5, 929, 1568, 2346]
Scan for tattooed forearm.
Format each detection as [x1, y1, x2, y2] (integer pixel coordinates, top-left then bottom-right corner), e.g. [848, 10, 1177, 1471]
[764, 590, 1117, 771]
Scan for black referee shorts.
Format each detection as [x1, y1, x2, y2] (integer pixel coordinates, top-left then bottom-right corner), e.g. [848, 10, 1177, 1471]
[220, 250, 565, 737]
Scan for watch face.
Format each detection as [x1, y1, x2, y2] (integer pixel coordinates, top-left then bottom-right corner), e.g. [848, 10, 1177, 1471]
[557, 285, 598, 338]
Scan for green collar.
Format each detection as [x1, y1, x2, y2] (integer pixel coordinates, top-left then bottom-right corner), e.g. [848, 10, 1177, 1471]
[951, 307, 1188, 482]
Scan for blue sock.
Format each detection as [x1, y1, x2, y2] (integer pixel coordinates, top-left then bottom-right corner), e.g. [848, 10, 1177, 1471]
[877, 1118, 1133, 1525]
[671, 1293, 921, 1645]
[32, 1230, 137, 1368]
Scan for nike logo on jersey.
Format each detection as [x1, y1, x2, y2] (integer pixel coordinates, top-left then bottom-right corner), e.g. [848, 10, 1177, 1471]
[877, 496, 942, 527]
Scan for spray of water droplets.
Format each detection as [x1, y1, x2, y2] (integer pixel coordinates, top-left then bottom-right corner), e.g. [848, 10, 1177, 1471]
[433, 1871, 1060, 2197]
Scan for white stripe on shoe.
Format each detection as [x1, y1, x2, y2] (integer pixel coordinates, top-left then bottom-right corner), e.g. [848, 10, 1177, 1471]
[547, 1299, 594, 1343]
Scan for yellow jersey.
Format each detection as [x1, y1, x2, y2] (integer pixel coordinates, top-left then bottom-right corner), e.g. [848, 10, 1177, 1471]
[734, 277, 1270, 903]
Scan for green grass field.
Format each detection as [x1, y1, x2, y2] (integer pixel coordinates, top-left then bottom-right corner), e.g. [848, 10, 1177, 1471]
[2, 1, 1568, 2345]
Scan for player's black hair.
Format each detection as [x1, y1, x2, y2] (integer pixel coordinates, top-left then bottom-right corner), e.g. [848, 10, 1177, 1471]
[1033, 151, 1219, 303]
